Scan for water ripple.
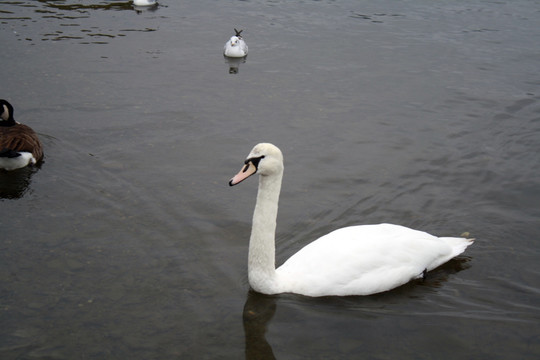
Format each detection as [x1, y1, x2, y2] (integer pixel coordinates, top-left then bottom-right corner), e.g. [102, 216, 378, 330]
[0, 0, 160, 44]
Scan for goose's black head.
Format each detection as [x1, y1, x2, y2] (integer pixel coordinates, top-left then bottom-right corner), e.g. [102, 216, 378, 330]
[0, 99, 16, 127]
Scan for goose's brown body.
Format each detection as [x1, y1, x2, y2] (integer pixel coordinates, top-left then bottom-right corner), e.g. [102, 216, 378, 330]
[0, 99, 43, 170]
[0, 123, 43, 162]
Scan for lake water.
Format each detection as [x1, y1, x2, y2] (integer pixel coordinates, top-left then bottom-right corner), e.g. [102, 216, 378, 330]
[1, 0, 539, 359]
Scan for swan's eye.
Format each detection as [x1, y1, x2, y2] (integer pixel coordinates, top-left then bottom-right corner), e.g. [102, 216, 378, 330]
[244, 155, 265, 171]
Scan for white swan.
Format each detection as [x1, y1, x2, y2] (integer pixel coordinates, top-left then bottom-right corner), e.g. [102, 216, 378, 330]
[224, 28, 248, 58]
[229, 143, 474, 297]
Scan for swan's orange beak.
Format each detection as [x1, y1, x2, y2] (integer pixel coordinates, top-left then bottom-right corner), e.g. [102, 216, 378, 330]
[229, 160, 257, 186]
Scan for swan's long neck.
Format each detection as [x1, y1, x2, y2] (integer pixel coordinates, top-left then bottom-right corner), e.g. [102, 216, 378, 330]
[248, 171, 282, 294]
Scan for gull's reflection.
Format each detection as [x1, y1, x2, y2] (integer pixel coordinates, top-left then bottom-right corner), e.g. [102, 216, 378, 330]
[0, 165, 41, 199]
[243, 291, 277, 360]
[133, 5, 159, 13]
[225, 55, 247, 74]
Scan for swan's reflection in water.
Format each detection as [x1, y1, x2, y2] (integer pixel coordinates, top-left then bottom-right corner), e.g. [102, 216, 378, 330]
[0, 165, 41, 199]
[240, 257, 472, 359]
[224, 56, 247, 74]
[243, 291, 277, 360]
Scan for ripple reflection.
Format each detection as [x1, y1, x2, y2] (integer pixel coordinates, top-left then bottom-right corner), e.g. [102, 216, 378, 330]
[0, 0, 161, 44]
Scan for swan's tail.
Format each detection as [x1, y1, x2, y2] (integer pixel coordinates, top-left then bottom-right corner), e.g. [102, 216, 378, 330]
[422, 236, 474, 273]
[440, 237, 475, 258]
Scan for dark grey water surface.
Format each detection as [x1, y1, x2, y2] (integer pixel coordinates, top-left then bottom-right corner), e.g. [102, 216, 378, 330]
[1, 0, 539, 359]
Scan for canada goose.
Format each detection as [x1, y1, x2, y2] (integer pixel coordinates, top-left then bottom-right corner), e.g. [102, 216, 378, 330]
[0, 99, 43, 171]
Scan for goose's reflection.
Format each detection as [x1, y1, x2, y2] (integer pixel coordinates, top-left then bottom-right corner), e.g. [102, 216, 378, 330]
[225, 56, 247, 74]
[243, 291, 277, 360]
[0, 165, 41, 199]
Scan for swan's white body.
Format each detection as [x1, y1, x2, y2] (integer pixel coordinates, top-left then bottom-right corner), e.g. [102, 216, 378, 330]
[230, 143, 474, 297]
[224, 35, 248, 58]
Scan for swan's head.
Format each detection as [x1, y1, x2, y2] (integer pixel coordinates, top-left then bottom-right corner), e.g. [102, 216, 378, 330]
[229, 143, 283, 186]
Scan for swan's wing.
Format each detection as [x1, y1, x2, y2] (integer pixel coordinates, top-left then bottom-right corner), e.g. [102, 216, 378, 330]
[276, 224, 464, 296]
